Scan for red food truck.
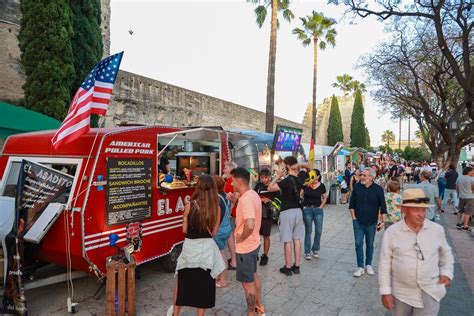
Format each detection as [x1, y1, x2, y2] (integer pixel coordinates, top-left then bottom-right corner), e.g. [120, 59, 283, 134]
[0, 126, 249, 280]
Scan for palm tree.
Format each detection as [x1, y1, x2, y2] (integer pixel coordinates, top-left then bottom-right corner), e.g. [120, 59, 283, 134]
[415, 130, 425, 143]
[331, 74, 352, 95]
[349, 80, 367, 94]
[381, 130, 395, 148]
[250, 0, 294, 133]
[293, 11, 337, 142]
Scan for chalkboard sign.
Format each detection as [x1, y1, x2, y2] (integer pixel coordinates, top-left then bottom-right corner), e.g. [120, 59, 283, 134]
[106, 158, 152, 225]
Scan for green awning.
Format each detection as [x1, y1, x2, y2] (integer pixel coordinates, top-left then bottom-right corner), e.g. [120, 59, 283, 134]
[0, 102, 61, 138]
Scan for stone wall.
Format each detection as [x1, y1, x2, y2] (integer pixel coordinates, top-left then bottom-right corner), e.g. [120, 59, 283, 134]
[100, 0, 110, 56]
[0, 0, 304, 135]
[0, 0, 111, 102]
[107, 70, 303, 131]
[0, 20, 23, 104]
[0, 0, 24, 104]
[303, 95, 362, 146]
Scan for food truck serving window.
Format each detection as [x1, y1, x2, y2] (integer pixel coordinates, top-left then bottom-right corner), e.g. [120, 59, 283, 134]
[156, 128, 251, 187]
[0, 157, 81, 205]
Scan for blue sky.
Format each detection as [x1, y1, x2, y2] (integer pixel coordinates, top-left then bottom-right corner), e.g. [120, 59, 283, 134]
[111, 0, 416, 146]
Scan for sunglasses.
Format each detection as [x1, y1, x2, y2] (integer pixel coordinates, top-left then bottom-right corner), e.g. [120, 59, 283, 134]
[403, 197, 430, 204]
[414, 242, 425, 261]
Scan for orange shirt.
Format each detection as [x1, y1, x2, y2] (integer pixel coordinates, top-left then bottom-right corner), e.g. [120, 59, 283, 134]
[235, 189, 261, 254]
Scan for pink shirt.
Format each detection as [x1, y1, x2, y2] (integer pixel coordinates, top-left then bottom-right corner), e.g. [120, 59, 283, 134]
[235, 190, 261, 254]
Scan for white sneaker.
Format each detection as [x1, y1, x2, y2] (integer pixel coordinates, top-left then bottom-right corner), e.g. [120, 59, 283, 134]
[312, 251, 319, 258]
[365, 265, 375, 275]
[305, 253, 312, 260]
[353, 267, 365, 277]
[166, 305, 174, 316]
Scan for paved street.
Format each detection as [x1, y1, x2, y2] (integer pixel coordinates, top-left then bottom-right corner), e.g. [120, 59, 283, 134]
[26, 197, 474, 315]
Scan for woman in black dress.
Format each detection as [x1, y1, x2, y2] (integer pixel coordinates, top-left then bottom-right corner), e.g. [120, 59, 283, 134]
[171, 175, 224, 316]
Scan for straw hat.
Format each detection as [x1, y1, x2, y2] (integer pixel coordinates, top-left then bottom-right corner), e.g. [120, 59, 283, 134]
[396, 188, 433, 207]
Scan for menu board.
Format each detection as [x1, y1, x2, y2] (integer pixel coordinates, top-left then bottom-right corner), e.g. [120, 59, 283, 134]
[106, 158, 152, 225]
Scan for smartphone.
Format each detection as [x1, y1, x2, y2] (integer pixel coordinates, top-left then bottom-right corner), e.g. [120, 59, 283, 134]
[376, 221, 384, 232]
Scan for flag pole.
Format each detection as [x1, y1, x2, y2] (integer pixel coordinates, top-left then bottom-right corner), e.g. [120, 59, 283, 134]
[70, 115, 104, 210]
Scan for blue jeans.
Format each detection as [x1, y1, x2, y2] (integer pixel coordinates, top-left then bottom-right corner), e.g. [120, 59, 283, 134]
[437, 181, 446, 200]
[442, 189, 459, 211]
[303, 207, 323, 254]
[352, 219, 376, 268]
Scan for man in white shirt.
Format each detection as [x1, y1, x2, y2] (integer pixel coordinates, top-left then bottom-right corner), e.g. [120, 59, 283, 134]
[378, 188, 454, 315]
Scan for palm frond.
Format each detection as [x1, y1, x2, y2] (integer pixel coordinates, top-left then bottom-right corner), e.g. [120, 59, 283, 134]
[292, 27, 308, 41]
[255, 5, 267, 28]
[282, 9, 295, 22]
[278, 0, 290, 10]
[302, 38, 311, 47]
[319, 40, 327, 50]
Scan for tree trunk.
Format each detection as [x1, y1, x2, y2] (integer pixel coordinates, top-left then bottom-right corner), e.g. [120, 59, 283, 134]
[432, 149, 446, 168]
[407, 118, 410, 147]
[265, 0, 278, 133]
[398, 115, 402, 150]
[312, 37, 318, 143]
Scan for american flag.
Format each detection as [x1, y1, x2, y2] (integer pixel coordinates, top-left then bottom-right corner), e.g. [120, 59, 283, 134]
[51, 52, 123, 149]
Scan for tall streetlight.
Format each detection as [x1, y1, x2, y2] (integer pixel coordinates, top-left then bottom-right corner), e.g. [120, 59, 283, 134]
[448, 118, 458, 163]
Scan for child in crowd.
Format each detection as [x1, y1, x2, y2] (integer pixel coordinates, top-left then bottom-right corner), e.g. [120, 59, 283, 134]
[253, 169, 279, 266]
[384, 180, 403, 229]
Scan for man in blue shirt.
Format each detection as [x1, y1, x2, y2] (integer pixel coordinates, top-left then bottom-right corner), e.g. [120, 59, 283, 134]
[416, 170, 441, 221]
[349, 168, 387, 277]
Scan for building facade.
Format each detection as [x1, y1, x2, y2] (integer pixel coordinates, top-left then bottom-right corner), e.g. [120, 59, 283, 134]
[302, 95, 361, 146]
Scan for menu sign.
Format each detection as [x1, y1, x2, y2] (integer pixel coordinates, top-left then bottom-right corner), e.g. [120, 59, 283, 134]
[106, 158, 152, 225]
[3, 160, 73, 315]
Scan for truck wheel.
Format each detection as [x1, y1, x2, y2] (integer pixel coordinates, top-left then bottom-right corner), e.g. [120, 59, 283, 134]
[161, 244, 182, 272]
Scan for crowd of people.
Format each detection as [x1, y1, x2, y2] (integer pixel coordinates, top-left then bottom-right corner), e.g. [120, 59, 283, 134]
[167, 157, 473, 316]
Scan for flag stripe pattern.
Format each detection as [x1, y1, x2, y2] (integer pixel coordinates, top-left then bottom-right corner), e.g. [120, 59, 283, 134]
[51, 52, 123, 149]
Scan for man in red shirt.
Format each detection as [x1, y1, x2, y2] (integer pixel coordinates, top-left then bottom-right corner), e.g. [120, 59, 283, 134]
[223, 161, 238, 269]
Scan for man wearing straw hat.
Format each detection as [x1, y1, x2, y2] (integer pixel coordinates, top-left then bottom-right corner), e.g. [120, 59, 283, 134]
[378, 188, 454, 315]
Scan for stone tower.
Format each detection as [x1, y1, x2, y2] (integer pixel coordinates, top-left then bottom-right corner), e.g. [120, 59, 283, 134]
[0, 0, 111, 103]
[302, 95, 364, 146]
[0, 0, 23, 103]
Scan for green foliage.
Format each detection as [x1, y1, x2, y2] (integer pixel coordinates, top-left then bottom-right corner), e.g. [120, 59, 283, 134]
[71, 0, 103, 92]
[251, 0, 294, 28]
[402, 146, 431, 161]
[364, 127, 371, 149]
[292, 11, 337, 49]
[394, 149, 404, 157]
[327, 95, 344, 146]
[350, 81, 366, 94]
[19, 0, 75, 120]
[350, 90, 367, 147]
[379, 145, 393, 154]
[381, 130, 395, 147]
[71, 0, 103, 127]
[331, 74, 353, 95]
